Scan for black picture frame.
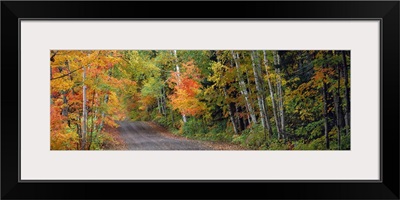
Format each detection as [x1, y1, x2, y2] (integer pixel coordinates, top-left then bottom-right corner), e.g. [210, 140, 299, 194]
[1, 1, 399, 199]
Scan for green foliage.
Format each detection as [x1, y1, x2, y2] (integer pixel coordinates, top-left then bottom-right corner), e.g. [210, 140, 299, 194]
[287, 136, 325, 150]
[240, 124, 265, 148]
[231, 124, 269, 149]
[209, 120, 227, 134]
[153, 113, 169, 127]
[179, 50, 213, 75]
[141, 77, 163, 98]
[171, 118, 234, 143]
[266, 138, 289, 150]
[341, 133, 351, 150]
[182, 118, 208, 135]
[232, 132, 249, 145]
[294, 120, 324, 139]
[196, 132, 233, 142]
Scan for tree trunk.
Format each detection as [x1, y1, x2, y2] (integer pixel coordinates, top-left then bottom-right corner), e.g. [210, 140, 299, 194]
[161, 87, 167, 116]
[235, 104, 244, 131]
[251, 51, 272, 137]
[81, 66, 87, 150]
[335, 64, 342, 150]
[223, 87, 239, 134]
[98, 94, 108, 132]
[277, 68, 286, 136]
[243, 54, 258, 125]
[273, 51, 281, 65]
[342, 51, 350, 135]
[275, 68, 286, 139]
[66, 60, 73, 80]
[61, 90, 69, 127]
[88, 91, 96, 150]
[171, 107, 174, 126]
[231, 51, 257, 125]
[322, 81, 330, 150]
[275, 70, 282, 139]
[250, 53, 266, 129]
[98, 69, 112, 132]
[263, 50, 281, 137]
[76, 122, 81, 150]
[50, 66, 53, 80]
[173, 50, 187, 123]
[157, 97, 161, 114]
[273, 51, 286, 139]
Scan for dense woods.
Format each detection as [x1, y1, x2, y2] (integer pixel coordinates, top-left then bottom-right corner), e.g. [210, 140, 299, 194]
[50, 50, 350, 150]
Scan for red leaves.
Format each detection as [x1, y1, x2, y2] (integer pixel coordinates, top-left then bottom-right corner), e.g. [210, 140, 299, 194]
[179, 77, 201, 97]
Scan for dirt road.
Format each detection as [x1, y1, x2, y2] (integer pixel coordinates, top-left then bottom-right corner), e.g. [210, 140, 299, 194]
[117, 121, 212, 150]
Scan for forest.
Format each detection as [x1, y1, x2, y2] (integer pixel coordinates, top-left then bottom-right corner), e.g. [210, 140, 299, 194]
[50, 50, 350, 150]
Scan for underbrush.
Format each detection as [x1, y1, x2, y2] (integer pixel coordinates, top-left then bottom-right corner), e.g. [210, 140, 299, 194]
[50, 124, 127, 150]
[96, 126, 127, 150]
[152, 116, 351, 150]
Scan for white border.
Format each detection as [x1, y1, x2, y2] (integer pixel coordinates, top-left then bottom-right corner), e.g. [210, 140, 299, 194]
[21, 21, 380, 180]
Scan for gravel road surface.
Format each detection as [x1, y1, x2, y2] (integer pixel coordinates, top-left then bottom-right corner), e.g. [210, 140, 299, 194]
[117, 121, 211, 150]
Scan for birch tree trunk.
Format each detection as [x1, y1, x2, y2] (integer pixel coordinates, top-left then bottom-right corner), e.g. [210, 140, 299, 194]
[81, 65, 87, 150]
[275, 68, 286, 139]
[173, 50, 187, 123]
[231, 51, 257, 125]
[250, 53, 266, 129]
[243, 56, 257, 124]
[275, 69, 282, 139]
[88, 91, 96, 150]
[251, 51, 272, 137]
[277, 68, 286, 136]
[263, 50, 281, 136]
[273, 51, 286, 139]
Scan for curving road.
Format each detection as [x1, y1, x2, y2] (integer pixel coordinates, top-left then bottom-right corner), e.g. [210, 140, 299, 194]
[117, 121, 211, 150]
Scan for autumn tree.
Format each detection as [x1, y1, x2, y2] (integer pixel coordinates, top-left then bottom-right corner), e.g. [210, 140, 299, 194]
[168, 61, 206, 119]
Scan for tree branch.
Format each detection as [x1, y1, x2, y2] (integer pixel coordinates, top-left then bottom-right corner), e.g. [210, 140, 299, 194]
[50, 50, 58, 62]
[51, 67, 83, 80]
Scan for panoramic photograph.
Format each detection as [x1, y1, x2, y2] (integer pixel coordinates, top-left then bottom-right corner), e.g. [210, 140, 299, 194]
[50, 50, 350, 150]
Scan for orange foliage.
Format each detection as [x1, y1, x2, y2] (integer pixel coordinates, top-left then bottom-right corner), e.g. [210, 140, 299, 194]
[50, 50, 130, 150]
[168, 61, 206, 117]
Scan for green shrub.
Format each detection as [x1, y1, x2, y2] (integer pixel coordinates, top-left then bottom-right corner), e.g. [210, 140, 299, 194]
[294, 120, 324, 140]
[153, 114, 169, 127]
[307, 136, 326, 150]
[182, 118, 208, 135]
[245, 131, 265, 149]
[213, 132, 233, 142]
[232, 133, 248, 145]
[232, 124, 268, 149]
[341, 133, 351, 150]
[327, 127, 350, 150]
